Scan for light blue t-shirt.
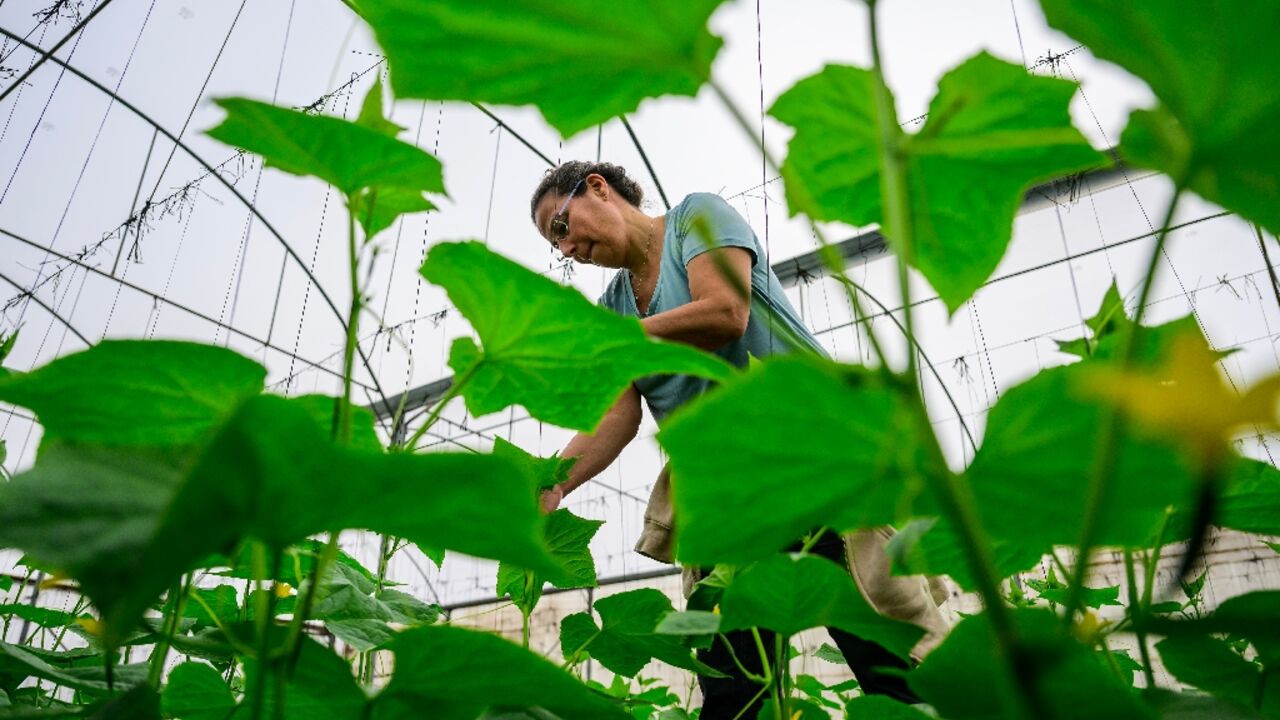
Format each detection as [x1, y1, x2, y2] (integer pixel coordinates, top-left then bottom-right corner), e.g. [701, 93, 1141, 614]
[599, 193, 827, 421]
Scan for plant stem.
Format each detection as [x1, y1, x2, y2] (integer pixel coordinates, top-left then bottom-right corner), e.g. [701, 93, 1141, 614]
[336, 197, 363, 444]
[148, 575, 193, 688]
[1063, 187, 1185, 622]
[403, 363, 479, 451]
[865, 1, 917, 387]
[1123, 549, 1157, 689]
[250, 543, 272, 720]
[864, 2, 1035, 716]
[285, 533, 340, 670]
[717, 634, 768, 685]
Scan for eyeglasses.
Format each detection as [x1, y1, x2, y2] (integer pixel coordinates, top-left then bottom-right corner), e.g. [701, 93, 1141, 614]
[547, 177, 586, 249]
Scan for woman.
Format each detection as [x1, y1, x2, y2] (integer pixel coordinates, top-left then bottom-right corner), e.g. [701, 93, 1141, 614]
[529, 161, 941, 717]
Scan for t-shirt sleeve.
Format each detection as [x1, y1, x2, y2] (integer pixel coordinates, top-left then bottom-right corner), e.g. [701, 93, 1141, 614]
[676, 193, 760, 268]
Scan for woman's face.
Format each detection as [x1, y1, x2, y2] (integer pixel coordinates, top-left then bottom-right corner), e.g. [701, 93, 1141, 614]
[533, 175, 626, 267]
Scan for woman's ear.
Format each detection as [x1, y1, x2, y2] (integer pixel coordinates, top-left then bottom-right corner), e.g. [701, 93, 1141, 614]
[586, 173, 609, 200]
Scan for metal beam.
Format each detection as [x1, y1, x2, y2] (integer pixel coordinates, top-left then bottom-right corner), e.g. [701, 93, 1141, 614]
[371, 159, 1145, 421]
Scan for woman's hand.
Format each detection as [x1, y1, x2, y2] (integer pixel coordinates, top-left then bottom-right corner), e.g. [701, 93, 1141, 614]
[539, 484, 564, 514]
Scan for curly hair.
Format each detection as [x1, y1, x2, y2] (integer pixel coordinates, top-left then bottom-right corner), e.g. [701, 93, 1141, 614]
[529, 161, 644, 222]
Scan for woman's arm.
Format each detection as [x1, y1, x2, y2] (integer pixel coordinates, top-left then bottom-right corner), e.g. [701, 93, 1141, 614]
[542, 383, 643, 512]
[641, 246, 753, 350]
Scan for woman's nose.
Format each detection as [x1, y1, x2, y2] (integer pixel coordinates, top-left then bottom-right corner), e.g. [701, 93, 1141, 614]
[558, 237, 578, 257]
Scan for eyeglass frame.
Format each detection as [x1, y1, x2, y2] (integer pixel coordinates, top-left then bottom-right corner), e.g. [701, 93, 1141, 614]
[547, 177, 587, 249]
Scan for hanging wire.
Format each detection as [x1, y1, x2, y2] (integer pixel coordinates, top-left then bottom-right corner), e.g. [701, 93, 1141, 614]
[618, 115, 669, 211]
[222, 0, 299, 343]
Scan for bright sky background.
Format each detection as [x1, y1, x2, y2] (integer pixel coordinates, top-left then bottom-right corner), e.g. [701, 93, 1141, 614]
[0, 0, 1275, 606]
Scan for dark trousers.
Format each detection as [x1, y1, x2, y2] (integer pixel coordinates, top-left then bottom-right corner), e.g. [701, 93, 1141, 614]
[695, 532, 919, 719]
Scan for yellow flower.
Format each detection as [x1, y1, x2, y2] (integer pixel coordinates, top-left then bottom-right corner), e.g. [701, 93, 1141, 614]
[1085, 334, 1280, 466]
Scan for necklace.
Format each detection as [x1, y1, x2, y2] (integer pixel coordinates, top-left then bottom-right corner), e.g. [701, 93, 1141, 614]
[631, 216, 658, 312]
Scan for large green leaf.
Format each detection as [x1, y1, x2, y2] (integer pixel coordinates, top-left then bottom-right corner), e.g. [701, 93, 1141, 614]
[420, 241, 734, 431]
[1157, 636, 1276, 718]
[355, 0, 726, 138]
[770, 52, 1104, 311]
[206, 97, 445, 198]
[310, 563, 398, 652]
[559, 589, 717, 678]
[232, 638, 367, 720]
[657, 355, 933, 565]
[0, 394, 561, 646]
[1038, 0, 1280, 236]
[371, 625, 628, 719]
[497, 508, 602, 615]
[0, 644, 147, 698]
[717, 554, 923, 662]
[907, 609, 1155, 720]
[917, 360, 1196, 589]
[0, 341, 264, 447]
[161, 662, 235, 720]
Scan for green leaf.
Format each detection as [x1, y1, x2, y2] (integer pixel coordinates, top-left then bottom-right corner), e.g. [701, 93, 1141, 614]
[770, 52, 1104, 311]
[0, 576, 10, 593]
[206, 97, 445, 198]
[288, 395, 383, 453]
[559, 589, 719, 678]
[717, 554, 923, 661]
[183, 585, 239, 632]
[0, 605, 77, 630]
[162, 662, 235, 720]
[1055, 280, 1132, 359]
[653, 610, 720, 636]
[685, 565, 734, 613]
[908, 609, 1155, 720]
[234, 638, 367, 720]
[311, 563, 398, 652]
[0, 644, 147, 698]
[844, 696, 934, 719]
[1035, 584, 1122, 609]
[351, 186, 437, 242]
[0, 328, 16, 364]
[0, 394, 562, 647]
[813, 643, 846, 665]
[0, 341, 265, 447]
[916, 361, 1195, 589]
[1157, 636, 1274, 715]
[1103, 649, 1144, 686]
[1218, 458, 1280, 536]
[379, 590, 440, 627]
[355, 76, 404, 138]
[493, 438, 575, 492]
[420, 241, 733, 431]
[371, 625, 629, 719]
[356, 0, 726, 138]
[658, 355, 932, 565]
[1038, 0, 1280, 236]
[497, 508, 601, 615]
[793, 675, 841, 709]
